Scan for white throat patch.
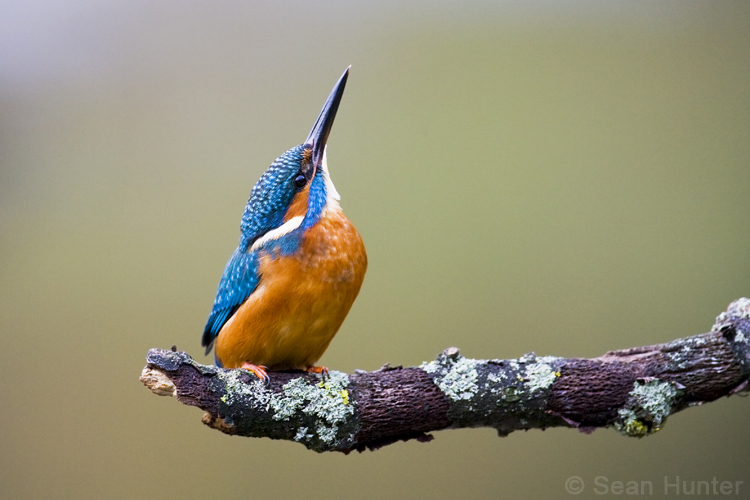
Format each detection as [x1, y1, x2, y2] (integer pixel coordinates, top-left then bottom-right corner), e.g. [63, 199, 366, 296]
[321, 147, 341, 210]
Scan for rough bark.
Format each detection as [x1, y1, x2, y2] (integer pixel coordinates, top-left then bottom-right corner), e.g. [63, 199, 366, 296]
[140, 298, 750, 453]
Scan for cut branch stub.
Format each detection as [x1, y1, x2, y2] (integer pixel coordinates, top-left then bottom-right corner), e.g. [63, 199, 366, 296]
[141, 298, 750, 452]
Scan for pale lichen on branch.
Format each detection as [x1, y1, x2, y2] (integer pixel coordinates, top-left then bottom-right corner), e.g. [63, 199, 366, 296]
[141, 298, 750, 452]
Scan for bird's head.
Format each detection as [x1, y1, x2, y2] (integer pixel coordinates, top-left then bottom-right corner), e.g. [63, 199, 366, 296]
[238, 68, 349, 251]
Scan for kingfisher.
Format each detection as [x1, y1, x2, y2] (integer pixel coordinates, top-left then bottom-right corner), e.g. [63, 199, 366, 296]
[201, 67, 367, 382]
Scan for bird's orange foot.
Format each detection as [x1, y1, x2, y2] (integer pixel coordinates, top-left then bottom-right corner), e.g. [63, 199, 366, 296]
[306, 365, 329, 378]
[240, 362, 269, 383]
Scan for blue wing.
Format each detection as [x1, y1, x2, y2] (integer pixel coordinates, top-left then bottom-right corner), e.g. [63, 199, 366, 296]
[202, 248, 261, 355]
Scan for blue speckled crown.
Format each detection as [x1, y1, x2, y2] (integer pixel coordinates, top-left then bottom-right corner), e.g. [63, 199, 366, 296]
[239, 145, 306, 250]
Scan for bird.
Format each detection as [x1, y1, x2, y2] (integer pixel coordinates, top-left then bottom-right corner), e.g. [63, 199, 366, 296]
[201, 67, 367, 382]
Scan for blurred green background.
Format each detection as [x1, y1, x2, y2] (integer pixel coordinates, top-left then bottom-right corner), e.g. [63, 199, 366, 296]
[1, 1, 749, 498]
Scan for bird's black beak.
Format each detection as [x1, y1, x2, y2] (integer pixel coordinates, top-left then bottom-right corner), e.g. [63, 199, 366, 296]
[305, 66, 349, 171]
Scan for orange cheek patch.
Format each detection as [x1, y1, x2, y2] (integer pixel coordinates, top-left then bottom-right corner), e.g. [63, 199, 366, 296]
[284, 187, 309, 221]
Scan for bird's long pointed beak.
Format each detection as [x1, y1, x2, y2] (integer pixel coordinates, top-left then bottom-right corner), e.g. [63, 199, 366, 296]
[305, 66, 349, 169]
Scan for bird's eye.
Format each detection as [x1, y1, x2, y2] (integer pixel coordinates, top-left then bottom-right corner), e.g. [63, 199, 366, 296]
[294, 174, 306, 188]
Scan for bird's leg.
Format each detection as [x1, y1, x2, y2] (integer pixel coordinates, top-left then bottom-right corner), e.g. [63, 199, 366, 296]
[240, 362, 269, 383]
[306, 365, 329, 378]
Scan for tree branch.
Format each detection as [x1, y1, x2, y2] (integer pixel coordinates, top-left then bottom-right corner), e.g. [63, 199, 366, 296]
[140, 298, 750, 453]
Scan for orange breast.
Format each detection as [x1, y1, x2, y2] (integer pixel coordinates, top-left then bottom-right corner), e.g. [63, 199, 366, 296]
[214, 208, 367, 370]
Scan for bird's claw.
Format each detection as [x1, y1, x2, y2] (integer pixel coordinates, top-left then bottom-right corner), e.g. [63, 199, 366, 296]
[240, 362, 269, 384]
[306, 365, 329, 379]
